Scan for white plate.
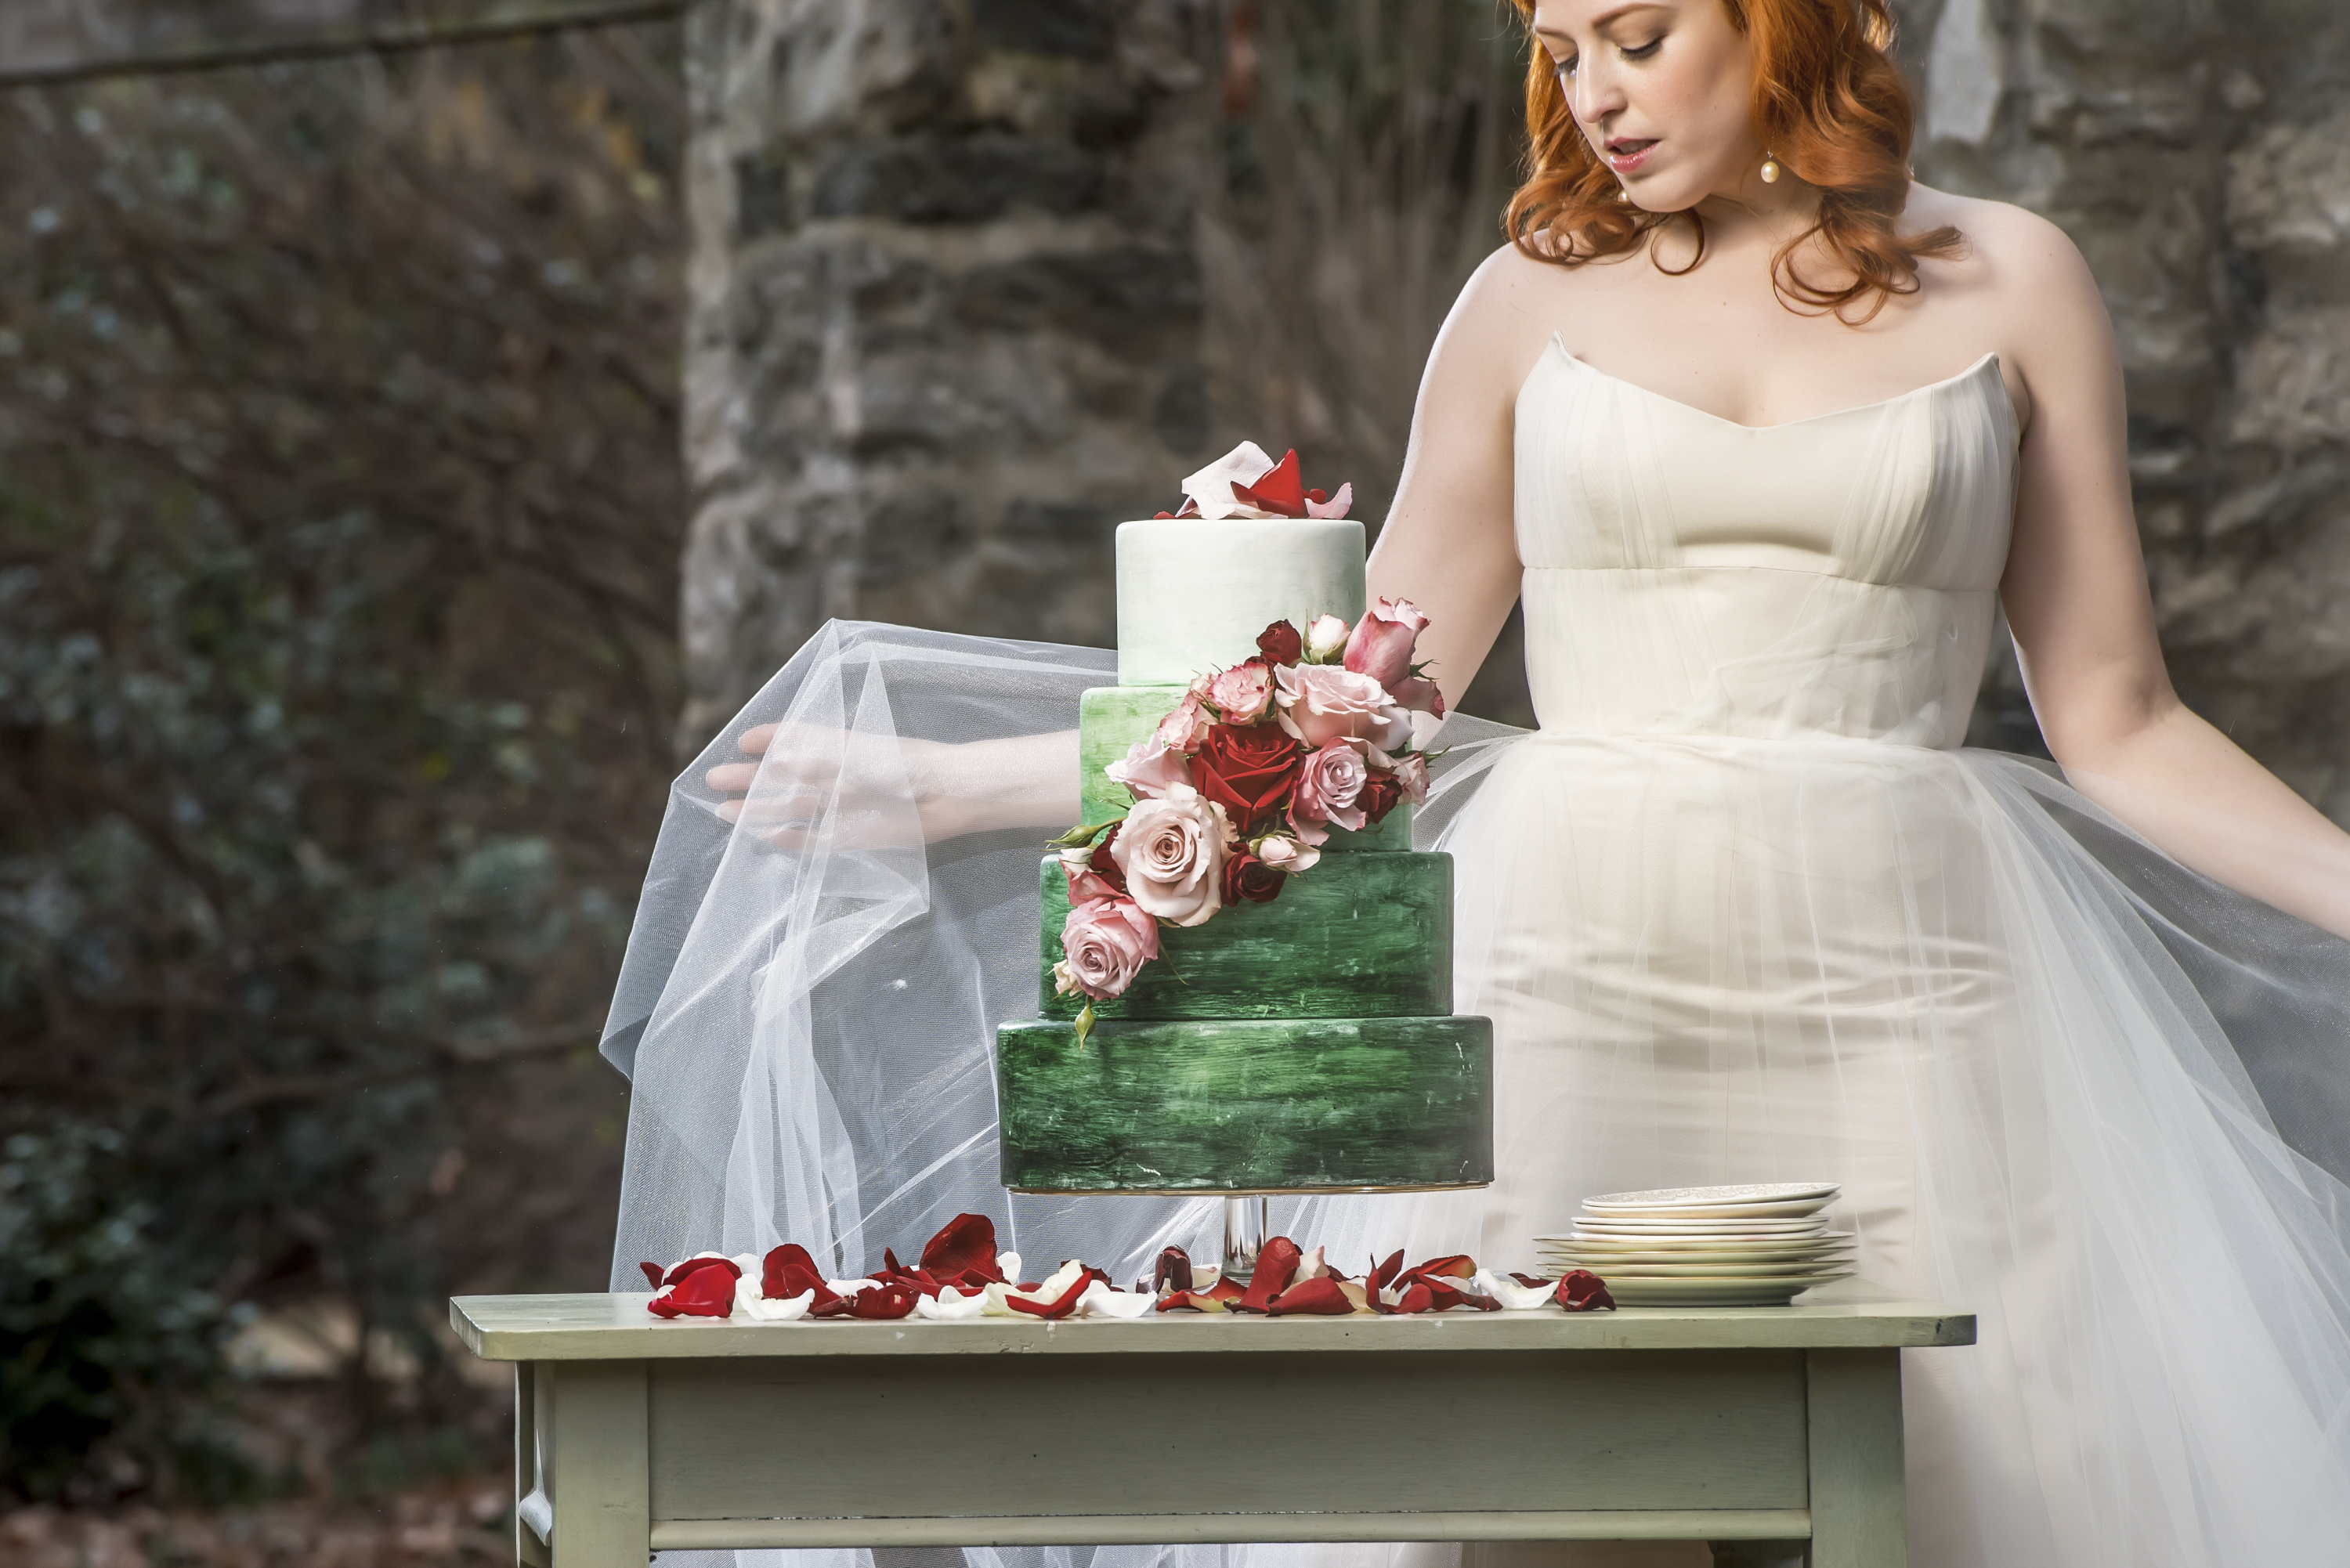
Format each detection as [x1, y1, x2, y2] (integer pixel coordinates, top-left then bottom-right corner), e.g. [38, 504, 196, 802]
[1543, 1245, 1856, 1268]
[1583, 1183, 1841, 1209]
[1544, 1234, 1853, 1255]
[1602, 1271, 1855, 1306]
[1567, 1216, 1831, 1236]
[1581, 1196, 1833, 1219]
[1553, 1260, 1849, 1278]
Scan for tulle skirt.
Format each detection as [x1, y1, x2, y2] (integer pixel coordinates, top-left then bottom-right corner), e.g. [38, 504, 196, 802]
[1286, 732, 2350, 1568]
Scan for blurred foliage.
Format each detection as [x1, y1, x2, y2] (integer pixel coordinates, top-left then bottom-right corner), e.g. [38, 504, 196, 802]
[0, 24, 684, 1501]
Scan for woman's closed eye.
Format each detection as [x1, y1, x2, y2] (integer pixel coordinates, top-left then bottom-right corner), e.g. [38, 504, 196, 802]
[1554, 37, 1665, 78]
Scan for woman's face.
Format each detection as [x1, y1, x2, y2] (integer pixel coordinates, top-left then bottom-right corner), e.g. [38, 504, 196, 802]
[1531, 0, 1765, 211]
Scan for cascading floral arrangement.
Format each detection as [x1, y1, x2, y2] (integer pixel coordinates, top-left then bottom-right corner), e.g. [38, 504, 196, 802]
[1047, 447, 1448, 1040]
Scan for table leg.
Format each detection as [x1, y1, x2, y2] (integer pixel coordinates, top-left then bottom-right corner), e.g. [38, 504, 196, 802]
[544, 1359, 649, 1568]
[1805, 1349, 1905, 1568]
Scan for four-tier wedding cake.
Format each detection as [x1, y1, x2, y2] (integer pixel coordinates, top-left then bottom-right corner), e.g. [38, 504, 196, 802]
[993, 446, 1495, 1195]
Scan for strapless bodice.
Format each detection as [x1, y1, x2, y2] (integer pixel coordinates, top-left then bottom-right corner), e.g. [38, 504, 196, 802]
[1513, 336, 2019, 746]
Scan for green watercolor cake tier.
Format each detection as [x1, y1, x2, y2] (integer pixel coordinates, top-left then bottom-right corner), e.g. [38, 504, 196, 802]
[996, 1014, 1495, 1194]
[1036, 854, 1451, 1021]
[1077, 683, 1412, 850]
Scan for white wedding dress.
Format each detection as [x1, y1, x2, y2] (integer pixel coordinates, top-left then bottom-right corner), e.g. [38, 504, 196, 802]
[605, 338, 2350, 1568]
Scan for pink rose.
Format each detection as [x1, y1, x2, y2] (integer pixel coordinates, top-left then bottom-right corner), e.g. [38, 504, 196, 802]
[1390, 751, 1430, 805]
[1106, 734, 1194, 801]
[1202, 659, 1274, 724]
[1152, 691, 1211, 753]
[1274, 663, 1412, 752]
[1290, 739, 1370, 845]
[1253, 833, 1320, 874]
[1110, 782, 1231, 927]
[1304, 614, 1350, 662]
[1389, 676, 1446, 717]
[1053, 897, 1160, 1002]
[1341, 597, 1430, 688]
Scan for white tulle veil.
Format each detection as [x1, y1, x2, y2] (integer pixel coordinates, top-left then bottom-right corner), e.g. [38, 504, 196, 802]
[603, 617, 2350, 1568]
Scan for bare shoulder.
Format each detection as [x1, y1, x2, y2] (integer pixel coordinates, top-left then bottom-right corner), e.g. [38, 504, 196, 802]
[1909, 186, 2103, 314]
[1430, 239, 1596, 399]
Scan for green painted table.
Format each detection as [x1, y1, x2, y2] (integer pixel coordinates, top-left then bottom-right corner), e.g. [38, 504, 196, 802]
[451, 1292, 1972, 1568]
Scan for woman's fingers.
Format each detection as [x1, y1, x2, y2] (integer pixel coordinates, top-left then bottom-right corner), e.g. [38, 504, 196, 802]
[707, 761, 759, 792]
[738, 721, 779, 755]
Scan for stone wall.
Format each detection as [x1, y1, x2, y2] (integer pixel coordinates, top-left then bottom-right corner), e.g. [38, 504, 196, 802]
[675, 0, 1218, 744]
[1905, 0, 2350, 822]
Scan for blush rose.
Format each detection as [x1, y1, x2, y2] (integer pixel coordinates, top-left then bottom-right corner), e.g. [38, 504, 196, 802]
[1291, 739, 1369, 845]
[1107, 734, 1193, 801]
[1275, 663, 1412, 752]
[1110, 782, 1230, 927]
[1341, 597, 1430, 688]
[1201, 659, 1275, 724]
[1053, 896, 1160, 1001]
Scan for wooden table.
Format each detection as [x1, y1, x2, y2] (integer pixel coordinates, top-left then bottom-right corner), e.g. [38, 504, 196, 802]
[451, 1293, 1972, 1568]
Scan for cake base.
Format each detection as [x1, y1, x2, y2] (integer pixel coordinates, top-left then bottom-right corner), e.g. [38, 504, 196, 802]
[996, 1015, 1493, 1194]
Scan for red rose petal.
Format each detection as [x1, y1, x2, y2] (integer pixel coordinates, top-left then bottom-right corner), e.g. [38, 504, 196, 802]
[1555, 1270, 1616, 1312]
[919, 1213, 1004, 1282]
[663, 1255, 742, 1289]
[1231, 449, 1307, 516]
[1234, 1237, 1304, 1314]
[1508, 1272, 1550, 1289]
[638, 1261, 664, 1289]
[647, 1263, 738, 1319]
[1393, 1281, 1436, 1314]
[1267, 1277, 1356, 1316]
[1422, 1280, 1502, 1313]
[843, 1282, 920, 1320]
[1202, 1277, 1246, 1302]
[761, 1243, 826, 1301]
[1155, 1290, 1227, 1313]
[1154, 1245, 1195, 1295]
[1007, 1272, 1094, 1320]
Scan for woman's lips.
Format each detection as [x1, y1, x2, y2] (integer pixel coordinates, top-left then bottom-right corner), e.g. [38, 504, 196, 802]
[1606, 139, 1658, 173]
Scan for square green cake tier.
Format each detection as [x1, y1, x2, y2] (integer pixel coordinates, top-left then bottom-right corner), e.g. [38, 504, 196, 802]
[996, 1014, 1494, 1194]
[1038, 854, 1452, 1020]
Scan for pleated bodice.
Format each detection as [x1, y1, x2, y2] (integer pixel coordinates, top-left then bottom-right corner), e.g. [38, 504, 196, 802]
[1513, 337, 2019, 747]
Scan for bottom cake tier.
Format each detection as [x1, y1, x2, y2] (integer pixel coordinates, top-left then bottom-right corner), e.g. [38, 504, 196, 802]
[996, 1015, 1494, 1194]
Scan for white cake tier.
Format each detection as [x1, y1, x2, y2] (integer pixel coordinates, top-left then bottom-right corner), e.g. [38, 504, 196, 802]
[1115, 517, 1366, 686]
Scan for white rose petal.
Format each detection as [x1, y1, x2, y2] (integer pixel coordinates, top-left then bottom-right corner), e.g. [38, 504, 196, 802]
[1180, 441, 1279, 520]
[1473, 1267, 1556, 1311]
[736, 1277, 816, 1322]
[915, 1288, 990, 1321]
[1076, 1281, 1155, 1318]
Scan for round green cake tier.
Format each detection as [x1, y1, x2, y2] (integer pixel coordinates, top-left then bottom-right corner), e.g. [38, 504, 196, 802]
[1077, 684, 1412, 851]
[996, 1014, 1493, 1194]
[1038, 852, 1452, 1021]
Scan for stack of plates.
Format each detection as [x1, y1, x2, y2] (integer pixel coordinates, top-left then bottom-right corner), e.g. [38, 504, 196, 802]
[1538, 1183, 1856, 1306]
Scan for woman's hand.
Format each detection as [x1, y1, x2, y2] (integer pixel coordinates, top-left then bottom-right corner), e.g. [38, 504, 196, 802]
[706, 724, 1082, 850]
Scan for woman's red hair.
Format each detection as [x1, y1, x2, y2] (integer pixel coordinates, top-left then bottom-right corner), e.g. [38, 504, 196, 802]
[1503, 0, 1960, 320]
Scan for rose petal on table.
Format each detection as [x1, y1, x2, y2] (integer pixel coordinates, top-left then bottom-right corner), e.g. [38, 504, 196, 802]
[998, 1252, 1023, 1284]
[914, 1288, 990, 1321]
[1423, 1280, 1502, 1313]
[1234, 1237, 1304, 1313]
[1155, 1290, 1230, 1313]
[1392, 1281, 1436, 1315]
[1296, 1245, 1329, 1281]
[648, 1263, 739, 1319]
[919, 1213, 1006, 1282]
[638, 1261, 664, 1289]
[1473, 1269, 1556, 1311]
[1077, 1281, 1156, 1318]
[1153, 1245, 1195, 1295]
[1266, 1277, 1356, 1316]
[761, 1244, 823, 1300]
[660, 1253, 741, 1289]
[1408, 1253, 1477, 1282]
[1007, 1270, 1094, 1320]
[844, 1282, 921, 1320]
[736, 1279, 816, 1321]
[1336, 1279, 1370, 1312]
[1555, 1270, 1616, 1312]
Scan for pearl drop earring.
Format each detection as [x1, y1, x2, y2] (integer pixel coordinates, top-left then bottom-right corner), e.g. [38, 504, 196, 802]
[1760, 150, 1782, 183]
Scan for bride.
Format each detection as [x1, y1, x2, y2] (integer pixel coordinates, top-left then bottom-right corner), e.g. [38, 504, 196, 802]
[605, 0, 2350, 1563]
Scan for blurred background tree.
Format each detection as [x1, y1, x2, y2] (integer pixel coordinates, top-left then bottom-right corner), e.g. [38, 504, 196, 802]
[0, 21, 683, 1509]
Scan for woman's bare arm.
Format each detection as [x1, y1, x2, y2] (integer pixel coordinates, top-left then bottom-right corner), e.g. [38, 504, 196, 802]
[1366, 246, 1549, 714]
[709, 724, 1080, 847]
[1997, 208, 2350, 938]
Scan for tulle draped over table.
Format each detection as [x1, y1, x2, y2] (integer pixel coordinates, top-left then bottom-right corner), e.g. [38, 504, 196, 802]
[609, 352, 2350, 1568]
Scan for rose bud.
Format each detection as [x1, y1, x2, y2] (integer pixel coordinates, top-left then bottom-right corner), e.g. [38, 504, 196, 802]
[1341, 597, 1430, 689]
[1253, 834, 1319, 874]
[1554, 1270, 1616, 1312]
[1256, 620, 1304, 666]
[1305, 613, 1350, 663]
[1389, 676, 1446, 717]
[1221, 848, 1284, 905]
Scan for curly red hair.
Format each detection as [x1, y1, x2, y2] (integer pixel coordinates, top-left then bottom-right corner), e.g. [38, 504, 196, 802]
[1502, 0, 1960, 320]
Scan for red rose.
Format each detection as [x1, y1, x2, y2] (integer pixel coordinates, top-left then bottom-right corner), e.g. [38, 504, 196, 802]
[1358, 770, 1405, 826]
[1221, 848, 1285, 905]
[1189, 724, 1303, 833]
[1256, 620, 1303, 666]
